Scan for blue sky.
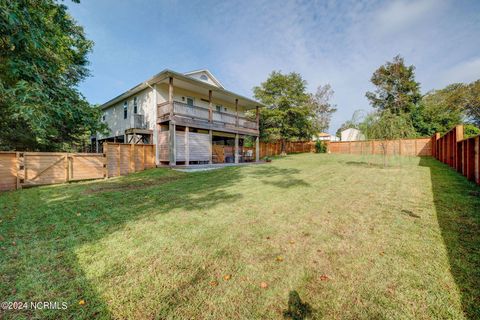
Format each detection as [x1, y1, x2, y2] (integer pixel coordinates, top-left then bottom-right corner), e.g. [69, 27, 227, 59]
[68, 0, 480, 134]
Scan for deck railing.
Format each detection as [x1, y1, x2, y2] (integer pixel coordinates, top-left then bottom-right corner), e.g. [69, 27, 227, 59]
[158, 101, 257, 130]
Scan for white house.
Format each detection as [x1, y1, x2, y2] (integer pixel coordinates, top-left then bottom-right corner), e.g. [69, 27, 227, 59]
[95, 69, 265, 166]
[340, 128, 364, 141]
[312, 132, 340, 142]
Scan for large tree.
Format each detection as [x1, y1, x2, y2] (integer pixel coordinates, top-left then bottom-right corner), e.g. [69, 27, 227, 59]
[0, 0, 105, 151]
[253, 71, 316, 154]
[412, 84, 465, 136]
[464, 80, 480, 126]
[366, 55, 421, 115]
[307, 84, 337, 133]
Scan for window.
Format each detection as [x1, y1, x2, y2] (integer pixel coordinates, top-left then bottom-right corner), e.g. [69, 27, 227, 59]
[102, 113, 106, 121]
[123, 101, 128, 119]
[216, 104, 222, 112]
[133, 97, 138, 114]
[186, 97, 194, 106]
[200, 74, 208, 81]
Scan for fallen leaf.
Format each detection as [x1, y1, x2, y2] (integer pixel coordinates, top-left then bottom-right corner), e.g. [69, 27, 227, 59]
[223, 274, 232, 281]
[11, 241, 16, 246]
[319, 274, 329, 281]
[78, 300, 85, 305]
[76, 213, 81, 217]
[275, 256, 284, 262]
[0, 235, 4, 241]
[260, 282, 268, 289]
[266, 236, 271, 240]
[209, 280, 218, 287]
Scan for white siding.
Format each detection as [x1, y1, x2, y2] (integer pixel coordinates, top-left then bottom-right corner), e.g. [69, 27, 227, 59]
[99, 88, 154, 139]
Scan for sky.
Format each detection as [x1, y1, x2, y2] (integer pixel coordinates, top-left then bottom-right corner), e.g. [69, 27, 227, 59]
[67, 0, 480, 134]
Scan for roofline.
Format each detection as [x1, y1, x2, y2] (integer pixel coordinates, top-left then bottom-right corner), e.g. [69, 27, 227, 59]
[100, 69, 266, 110]
[183, 69, 225, 89]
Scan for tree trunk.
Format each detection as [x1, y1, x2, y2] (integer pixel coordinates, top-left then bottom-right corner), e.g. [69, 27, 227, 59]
[281, 139, 287, 156]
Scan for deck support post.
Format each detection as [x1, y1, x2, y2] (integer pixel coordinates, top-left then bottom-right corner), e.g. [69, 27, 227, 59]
[235, 98, 239, 127]
[185, 126, 189, 166]
[169, 121, 176, 166]
[169, 77, 174, 117]
[209, 130, 213, 164]
[255, 136, 260, 162]
[256, 106, 260, 130]
[235, 133, 239, 164]
[208, 90, 213, 122]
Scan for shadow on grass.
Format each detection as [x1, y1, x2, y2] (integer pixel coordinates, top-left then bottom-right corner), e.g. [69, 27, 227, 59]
[0, 166, 246, 319]
[247, 166, 310, 189]
[419, 157, 480, 319]
[343, 161, 386, 169]
[282, 290, 313, 320]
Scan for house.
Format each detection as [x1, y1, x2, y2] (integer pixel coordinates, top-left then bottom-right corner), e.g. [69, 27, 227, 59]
[340, 128, 364, 141]
[94, 69, 264, 166]
[312, 132, 340, 142]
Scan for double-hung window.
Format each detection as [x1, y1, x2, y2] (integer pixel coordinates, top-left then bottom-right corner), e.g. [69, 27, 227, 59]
[123, 101, 128, 119]
[133, 97, 138, 114]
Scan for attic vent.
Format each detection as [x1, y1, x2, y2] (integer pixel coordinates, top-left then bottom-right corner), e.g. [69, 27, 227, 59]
[200, 74, 208, 81]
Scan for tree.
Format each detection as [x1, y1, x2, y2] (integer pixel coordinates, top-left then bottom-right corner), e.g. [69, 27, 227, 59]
[0, 0, 106, 151]
[335, 110, 366, 137]
[253, 71, 315, 155]
[412, 84, 465, 136]
[366, 55, 421, 115]
[307, 84, 337, 133]
[359, 110, 415, 166]
[464, 80, 480, 126]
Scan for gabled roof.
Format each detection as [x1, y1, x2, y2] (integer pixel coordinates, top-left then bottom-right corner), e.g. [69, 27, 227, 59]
[183, 69, 225, 89]
[100, 69, 265, 110]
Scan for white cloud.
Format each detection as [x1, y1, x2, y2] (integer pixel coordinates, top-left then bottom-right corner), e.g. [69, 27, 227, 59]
[374, 0, 440, 35]
[438, 57, 480, 86]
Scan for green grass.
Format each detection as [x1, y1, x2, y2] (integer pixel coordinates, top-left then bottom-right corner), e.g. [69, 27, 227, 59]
[0, 154, 479, 319]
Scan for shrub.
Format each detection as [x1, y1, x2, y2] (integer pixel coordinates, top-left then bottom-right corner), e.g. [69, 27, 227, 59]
[315, 140, 327, 153]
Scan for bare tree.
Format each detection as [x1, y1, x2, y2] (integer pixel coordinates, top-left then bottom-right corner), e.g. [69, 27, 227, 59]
[308, 84, 337, 133]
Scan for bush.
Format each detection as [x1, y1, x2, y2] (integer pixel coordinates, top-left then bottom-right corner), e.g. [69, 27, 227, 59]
[315, 140, 327, 153]
[464, 124, 480, 138]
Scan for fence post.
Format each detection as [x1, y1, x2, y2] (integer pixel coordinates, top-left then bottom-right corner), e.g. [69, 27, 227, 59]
[15, 152, 20, 190]
[103, 147, 107, 179]
[475, 136, 479, 184]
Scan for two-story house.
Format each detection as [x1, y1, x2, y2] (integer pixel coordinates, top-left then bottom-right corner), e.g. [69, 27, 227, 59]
[95, 69, 264, 166]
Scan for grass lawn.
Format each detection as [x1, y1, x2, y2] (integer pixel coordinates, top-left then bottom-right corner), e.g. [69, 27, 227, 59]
[0, 153, 479, 319]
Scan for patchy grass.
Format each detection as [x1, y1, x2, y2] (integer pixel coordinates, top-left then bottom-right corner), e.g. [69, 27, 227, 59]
[0, 154, 478, 319]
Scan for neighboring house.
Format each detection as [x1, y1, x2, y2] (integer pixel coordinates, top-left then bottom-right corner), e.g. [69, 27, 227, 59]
[312, 132, 340, 142]
[340, 128, 365, 141]
[95, 69, 264, 166]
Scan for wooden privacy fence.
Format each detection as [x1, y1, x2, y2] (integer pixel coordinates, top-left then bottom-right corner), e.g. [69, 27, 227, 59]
[433, 125, 480, 185]
[0, 143, 155, 191]
[259, 141, 315, 158]
[328, 138, 433, 156]
[103, 143, 155, 177]
[0, 152, 105, 191]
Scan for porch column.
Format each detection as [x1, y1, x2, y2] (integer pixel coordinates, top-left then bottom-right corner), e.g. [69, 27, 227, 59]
[235, 133, 239, 164]
[185, 126, 189, 166]
[169, 121, 176, 166]
[169, 77, 174, 117]
[255, 136, 260, 162]
[208, 90, 213, 122]
[153, 84, 159, 166]
[256, 106, 260, 130]
[209, 130, 213, 164]
[235, 98, 239, 127]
